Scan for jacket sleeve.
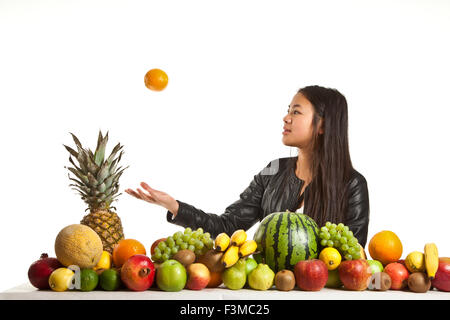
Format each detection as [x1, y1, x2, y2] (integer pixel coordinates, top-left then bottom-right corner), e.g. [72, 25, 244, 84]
[165, 161, 272, 238]
[344, 173, 370, 249]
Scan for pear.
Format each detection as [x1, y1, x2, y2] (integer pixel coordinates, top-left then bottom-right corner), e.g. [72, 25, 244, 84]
[248, 263, 275, 290]
[222, 258, 246, 290]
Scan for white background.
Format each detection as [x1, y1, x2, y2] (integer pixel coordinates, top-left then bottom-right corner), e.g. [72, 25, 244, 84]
[1, 0, 449, 292]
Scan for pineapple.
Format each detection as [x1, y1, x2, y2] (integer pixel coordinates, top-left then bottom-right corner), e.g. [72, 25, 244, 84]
[64, 130, 129, 253]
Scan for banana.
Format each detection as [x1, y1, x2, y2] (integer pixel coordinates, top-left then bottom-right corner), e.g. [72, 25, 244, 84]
[230, 229, 247, 246]
[214, 233, 230, 252]
[424, 243, 439, 279]
[221, 245, 240, 268]
[238, 239, 257, 257]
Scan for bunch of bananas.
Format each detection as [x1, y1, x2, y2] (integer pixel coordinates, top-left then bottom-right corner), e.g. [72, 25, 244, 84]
[214, 229, 257, 268]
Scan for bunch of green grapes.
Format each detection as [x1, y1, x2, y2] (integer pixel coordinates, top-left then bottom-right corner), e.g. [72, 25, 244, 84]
[151, 227, 214, 263]
[319, 222, 361, 260]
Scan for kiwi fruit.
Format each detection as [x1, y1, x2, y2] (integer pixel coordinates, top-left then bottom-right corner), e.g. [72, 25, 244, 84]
[408, 272, 431, 293]
[275, 270, 296, 291]
[196, 249, 225, 273]
[368, 272, 392, 291]
[172, 249, 196, 267]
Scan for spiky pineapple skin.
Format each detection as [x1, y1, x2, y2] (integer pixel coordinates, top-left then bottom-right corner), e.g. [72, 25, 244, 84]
[80, 209, 124, 254]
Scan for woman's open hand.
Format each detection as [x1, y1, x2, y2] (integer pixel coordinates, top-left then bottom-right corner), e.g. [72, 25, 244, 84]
[125, 182, 179, 216]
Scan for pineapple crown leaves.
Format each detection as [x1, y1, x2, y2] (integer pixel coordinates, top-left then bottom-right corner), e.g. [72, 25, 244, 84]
[63, 130, 129, 210]
[94, 130, 109, 166]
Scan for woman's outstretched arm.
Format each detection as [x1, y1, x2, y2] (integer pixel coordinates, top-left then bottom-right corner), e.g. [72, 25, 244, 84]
[126, 161, 274, 238]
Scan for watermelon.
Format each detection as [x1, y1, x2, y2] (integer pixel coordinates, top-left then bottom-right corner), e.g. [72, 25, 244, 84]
[253, 210, 320, 272]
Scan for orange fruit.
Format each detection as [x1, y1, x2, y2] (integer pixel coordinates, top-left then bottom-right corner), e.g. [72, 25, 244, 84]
[368, 231, 403, 266]
[112, 239, 147, 267]
[207, 271, 223, 288]
[144, 68, 168, 91]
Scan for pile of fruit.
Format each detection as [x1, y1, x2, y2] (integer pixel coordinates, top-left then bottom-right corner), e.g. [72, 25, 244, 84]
[28, 220, 450, 293]
[26, 132, 448, 293]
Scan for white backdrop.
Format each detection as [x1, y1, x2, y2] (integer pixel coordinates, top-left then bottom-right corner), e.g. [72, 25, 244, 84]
[1, 0, 449, 292]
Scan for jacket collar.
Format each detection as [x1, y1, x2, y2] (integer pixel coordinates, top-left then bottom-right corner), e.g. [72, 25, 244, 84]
[289, 156, 305, 183]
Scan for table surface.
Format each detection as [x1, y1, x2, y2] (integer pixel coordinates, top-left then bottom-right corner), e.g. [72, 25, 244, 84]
[1, 283, 449, 300]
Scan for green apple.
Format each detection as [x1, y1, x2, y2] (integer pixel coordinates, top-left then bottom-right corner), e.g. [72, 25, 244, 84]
[367, 260, 384, 274]
[325, 269, 343, 288]
[245, 258, 258, 276]
[156, 259, 187, 291]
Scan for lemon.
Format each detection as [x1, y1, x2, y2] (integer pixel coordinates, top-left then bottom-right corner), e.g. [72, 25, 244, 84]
[48, 268, 75, 292]
[319, 247, 342, 270]
[93, 251, 112, 270]
[405, 251, 425, 273]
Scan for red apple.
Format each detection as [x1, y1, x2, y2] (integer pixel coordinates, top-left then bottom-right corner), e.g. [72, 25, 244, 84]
[28, 253, 63, 289]
[121, 254, 155, 291]
[294, 259, 328, 291]
[384, 262, 409, 290]
[186, 263, 210, 290]
[338, 259, 372, 291]
[432, 257, 450, 292]
[150, 238, 167, 255]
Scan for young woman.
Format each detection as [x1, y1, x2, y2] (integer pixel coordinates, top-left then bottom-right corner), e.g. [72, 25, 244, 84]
[125, 85, 370, 247]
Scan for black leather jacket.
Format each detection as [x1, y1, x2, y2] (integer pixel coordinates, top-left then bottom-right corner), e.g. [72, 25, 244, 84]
[166, 156, 370, 247]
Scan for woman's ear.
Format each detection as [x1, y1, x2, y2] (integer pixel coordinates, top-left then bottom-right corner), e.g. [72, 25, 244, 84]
[318, 118, 324, 134]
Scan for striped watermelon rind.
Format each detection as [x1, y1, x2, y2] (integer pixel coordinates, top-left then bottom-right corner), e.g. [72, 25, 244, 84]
[253, 210, 320, 272]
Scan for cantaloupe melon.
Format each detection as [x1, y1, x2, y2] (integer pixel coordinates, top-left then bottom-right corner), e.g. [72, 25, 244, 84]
[55, 224, 103, 268]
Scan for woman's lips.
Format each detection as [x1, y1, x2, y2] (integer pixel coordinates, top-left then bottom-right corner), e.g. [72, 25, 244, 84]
[282, 130, 291, 135]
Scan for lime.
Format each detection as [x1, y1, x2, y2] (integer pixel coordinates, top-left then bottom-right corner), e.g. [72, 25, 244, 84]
[99, 268, 121, 291]
[80, 269, 99, 291]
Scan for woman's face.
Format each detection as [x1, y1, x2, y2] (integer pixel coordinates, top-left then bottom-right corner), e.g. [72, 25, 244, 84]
[282, 93, 323, 149]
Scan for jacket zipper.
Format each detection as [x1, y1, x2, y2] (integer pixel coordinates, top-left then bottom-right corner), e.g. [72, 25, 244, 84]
[288, 179, 304, 211]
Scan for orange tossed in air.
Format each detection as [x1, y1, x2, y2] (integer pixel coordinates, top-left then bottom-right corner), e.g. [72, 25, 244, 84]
[368, 230, 403, 266]
[112, 239, 146, 267]
[144, 68, 168, 91]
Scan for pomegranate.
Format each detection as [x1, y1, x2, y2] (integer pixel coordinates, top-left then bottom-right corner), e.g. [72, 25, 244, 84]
[28, 253, 63, 289]
[384, 262, 409, 290]
[121, 254, 155, 291]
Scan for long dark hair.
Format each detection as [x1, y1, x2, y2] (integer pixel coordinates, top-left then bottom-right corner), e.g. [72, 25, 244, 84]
[299, 85, 354, 226]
